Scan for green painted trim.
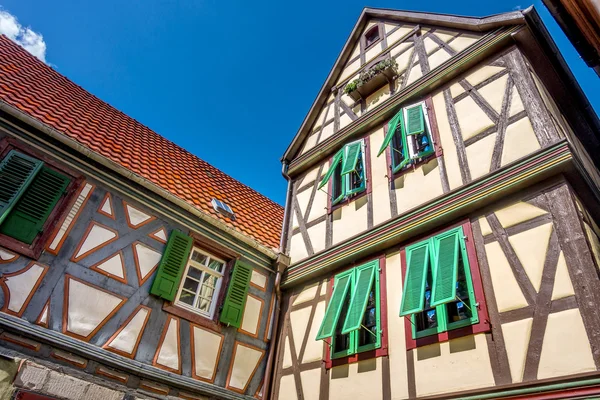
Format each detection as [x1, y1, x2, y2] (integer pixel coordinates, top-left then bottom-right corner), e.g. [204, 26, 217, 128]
[456, 377, 600, 400]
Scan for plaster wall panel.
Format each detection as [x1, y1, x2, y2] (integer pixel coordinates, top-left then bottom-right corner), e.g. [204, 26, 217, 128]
[332, 196, 368, 245]
[73, 223, 118, 260]
[394, 158, 444, 216]
[509, 85, 525, 116]
[433, 90, 462, 189]
[250, 270, 267, 290]
[551, 252, 575, 300]
[105, 307, 150, 355]
[289, 233, 308, 264]
[290, 306, 311, 356]
[0, 248, 17, 262]
[228, 343, 264, 392]
[508, 223, 553, 292]
[454, 96, 495, 141]
[391, 43, 413, 72]
[133, 242, 162, 284]
[329, 357, 383, 400]
[320, 122, 335, 143]
[385, 251, 409, 400]
[449, 82, 465, 97]
[406, 57, 423, 86]
[495, 201, 547, 229]
[302, 165, 321, 186]
[501, 318, 533, 383]
[191, 326, 223, 381]
[449, 34, 480, 53]
[301, 133, 319, 155]
[124, 203, 154, 228]
[501, 118, 540, 166]
[282, 337, 293, 369]
[296, 187, 312, 218]
[414, 334, 494, 396]
[366, 85, 391, 113]
[155, 317, 180, 372]
[365, 42, 384, 64]
[464, 65, 505, 87]
[477, 73, 509, 114]
[240, 295, 263, 337]
[38, 304, 49, 326]
[427, 48, 452, 70]
[292, 210, 299, 231]
[338, 58, 361, 83]
[387, 26, 416, 47]
[478, 217, 492, 236]
[584, 223, 600, 271]
[303, 301, 326, 363]
[100, 194, 113, 216]
[466, 132, 496, 180]
[369, 127, 392, 225]
[423, 36, 439, 54]
[65, 277, 125, 339]
[150, 227, 167, 242]
[349, 42, 360, 60]
[278, 374, 298, 400]
[538, 309, 596, 379]
[300, 368, 321, 400]
[308, 188, 328, 223]
[485, 241, 528, 312]
[307, 221, 327, 254]
[293, 281, 320, 306]
[3, 263, 47, 314]
[435, 29, 460, 43]
[92, 253, 126, 281]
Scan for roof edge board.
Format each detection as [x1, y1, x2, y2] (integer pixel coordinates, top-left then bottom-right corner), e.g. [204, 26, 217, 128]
[0, 101, 278, 260]
[281, 7, 527, 163]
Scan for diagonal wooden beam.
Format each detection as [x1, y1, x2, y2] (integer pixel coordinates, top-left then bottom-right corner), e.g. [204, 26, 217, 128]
[443, 89, 472, 184]
[490, 78, 514, 172]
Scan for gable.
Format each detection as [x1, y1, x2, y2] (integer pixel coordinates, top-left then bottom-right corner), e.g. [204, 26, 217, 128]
[298, 20, 486, 158]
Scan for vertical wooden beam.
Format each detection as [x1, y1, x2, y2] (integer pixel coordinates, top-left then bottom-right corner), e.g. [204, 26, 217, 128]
[471, 219, 512, 386]
[414, 30, 430, 75]
[334, 89, 341, 133]
[504, 49, 558, 147]
[490, 78, 514, 172]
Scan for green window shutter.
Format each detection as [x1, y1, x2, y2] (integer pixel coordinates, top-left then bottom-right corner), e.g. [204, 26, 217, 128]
[0, 150, 43, 225]
[220, 261, 253, 328]
[150, 230, 193, 301]
[400, 241, 430, 316]
[318, 150, 343, 189]
[430, 228, 461, 307]
[341, 260, 378, 334]
[341, 141, 362, 176]
[405, 104, 425, 136]
[0, 167, 70, 244]
[315, 271, 352, 340]
[378, 111, 403, 156]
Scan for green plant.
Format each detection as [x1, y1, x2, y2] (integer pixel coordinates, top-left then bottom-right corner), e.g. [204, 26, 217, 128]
[344, 58, 398, 95]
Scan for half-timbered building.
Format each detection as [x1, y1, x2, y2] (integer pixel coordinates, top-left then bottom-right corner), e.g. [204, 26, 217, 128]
[0, 36, 285, 400]
[273, 7, 600, 400]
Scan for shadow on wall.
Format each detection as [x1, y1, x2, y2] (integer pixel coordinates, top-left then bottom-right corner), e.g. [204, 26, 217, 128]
[330, 357, 378, 379]
[417, 334, 477, 361]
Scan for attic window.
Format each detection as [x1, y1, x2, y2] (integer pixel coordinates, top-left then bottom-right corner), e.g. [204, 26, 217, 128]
[365, 26, 380, 48]
[212, 199, 235, 220]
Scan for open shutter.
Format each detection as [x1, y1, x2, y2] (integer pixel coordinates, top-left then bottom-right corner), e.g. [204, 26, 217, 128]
[378, 111, 403, 156]
[220, 261, 252, 327]
[150, 230, 193, 301]
[341, 141, 362, 176]
[399, 241, 430, 316]
[430, 228, 461, 307]
[318, 150, 343, 189]
[315, 272, 352, 340]
[405, 104, 425, 136]
[0, 167, 70, 244]
[341, 260, 378, 334]
[0, 150, 43, 225]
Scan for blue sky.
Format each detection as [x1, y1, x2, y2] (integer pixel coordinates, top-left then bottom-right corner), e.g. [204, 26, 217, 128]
[1, 1, 598, 206]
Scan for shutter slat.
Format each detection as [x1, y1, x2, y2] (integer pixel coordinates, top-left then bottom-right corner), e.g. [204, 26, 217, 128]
[341, 260, 378, 334]
[318, 150, 344, 189]
[0, 166, 69, 244]
[430, 228, 461, 307]
[378, 110, 404, 156]
[405, 104, 425, 136]
[315, 272, 352, 340]
[150, 231, 193, 301]
[400, 242, 430, 316]
[0, 150, 43, 225]
[341, 141, 362, 176]
[219, 261, 253, 328]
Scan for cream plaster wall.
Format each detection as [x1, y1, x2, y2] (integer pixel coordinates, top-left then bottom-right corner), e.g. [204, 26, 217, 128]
[329, 358, 383, 400]
[300, 368, 322, 400]
[192, 326, 222, 380]
[394, 158, 444, 216]
[433, 89, 463, 189]
[369, 127, 392, 226]
[501, 318, 532, 383]
[413, 334, 495, 397]
[332, 196, 368, 245]
[229, 344, 263, 391]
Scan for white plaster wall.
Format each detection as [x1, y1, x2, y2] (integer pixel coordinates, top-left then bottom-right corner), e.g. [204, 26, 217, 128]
[192, 326, 222, 380]
[394, 158, 444, 216]
[332, 196, 368, 245]
[329, 358, 383, 400]
[413, 334, 494, 397]
[240, 295, 262, 336]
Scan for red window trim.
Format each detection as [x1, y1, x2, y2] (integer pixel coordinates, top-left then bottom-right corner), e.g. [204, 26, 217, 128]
[400, 219, 491, 351]
[323, 253, 389, 369]
[0, 137, 82, 260]
[385, 97, 443, 183]
[327, 135, 373, 214]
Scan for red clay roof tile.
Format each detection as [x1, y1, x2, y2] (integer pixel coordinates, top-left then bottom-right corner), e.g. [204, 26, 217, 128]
[0, 36, 283, 250]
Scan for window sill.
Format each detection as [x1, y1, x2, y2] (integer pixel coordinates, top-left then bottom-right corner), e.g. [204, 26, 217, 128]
[162, 303, 222, 333]
[325, 346, 388, 369]
[404, 317, 491, 351]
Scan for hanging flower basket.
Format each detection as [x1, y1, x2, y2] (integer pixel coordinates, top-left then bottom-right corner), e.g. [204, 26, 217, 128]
[344, 58, 398, 102]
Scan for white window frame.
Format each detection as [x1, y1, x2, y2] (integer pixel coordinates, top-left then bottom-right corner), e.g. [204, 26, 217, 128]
[174, 247, 225, 319]
[401, 100, 435, 159]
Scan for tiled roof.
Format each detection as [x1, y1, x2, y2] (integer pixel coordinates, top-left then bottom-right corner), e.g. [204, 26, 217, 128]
[0, 36, 283, 250]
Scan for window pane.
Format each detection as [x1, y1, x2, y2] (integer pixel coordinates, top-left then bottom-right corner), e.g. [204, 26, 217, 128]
[197, 297, 211, 312]
[183, 278, 199, 293]
[187, 266, 203, 281]
[349, 153, 364, 191]
[208, 259, 223, 272]
[179, 290, 195, 306]
[332, 162, 343, 201]
[333, 289, 352, 353]
[391, 126, 406, 168]
[359, 287, 377, 347]
[202, 274, 218, 288]
[191, 251, 208, 265]
[415, 266, 438, 332]
[446, 251, 473, 323]
[199, 284, 214, 300]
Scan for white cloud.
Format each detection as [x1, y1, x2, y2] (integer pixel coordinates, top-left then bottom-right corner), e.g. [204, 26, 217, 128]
[0, 9, 47, 63]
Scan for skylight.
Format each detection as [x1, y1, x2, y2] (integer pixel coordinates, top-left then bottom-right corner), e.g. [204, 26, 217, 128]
[211, 199, 235, 220]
